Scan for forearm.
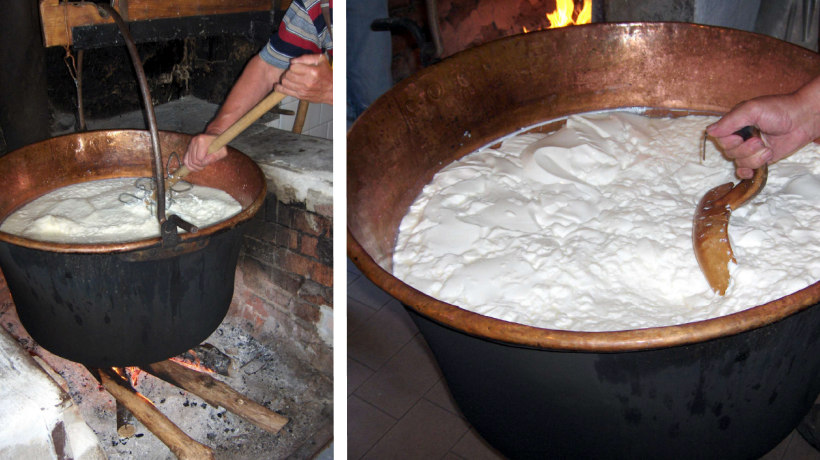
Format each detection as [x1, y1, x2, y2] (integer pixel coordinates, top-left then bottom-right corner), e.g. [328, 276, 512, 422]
[792, 74, 820, 141]
[206, 55, 284, 134]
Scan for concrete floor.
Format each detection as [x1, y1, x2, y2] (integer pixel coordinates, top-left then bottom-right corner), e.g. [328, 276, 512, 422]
[347, 259, 820, 459]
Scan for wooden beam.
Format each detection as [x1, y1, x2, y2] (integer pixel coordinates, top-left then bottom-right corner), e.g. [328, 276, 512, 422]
[40, 1, 112, 47]
[39, 0, 271, 47]
[98, 368, 215, 460]
[125, 0, 271, 20]
[146, 359, 289, 435]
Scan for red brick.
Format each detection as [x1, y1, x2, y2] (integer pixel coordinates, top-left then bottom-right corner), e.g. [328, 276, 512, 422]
[298, 279, 333, 306]
[279, 250, 333, 288]
[279, 249, 311, 277]
[273, 224, 299, 250]
[293, 300, 320, 324]
[238, 257, 273, 294]
[237, 293, 267, 331]
[273, 202, 294, 227]
[241, 236, 276, 266]
[247, 293, 264, 311]
[301, 235, 319, 259]
[291, 208, 329, 237]
[314, 203, 332, 218]
[264, 285, 293, 311]
[316, 236, 332, 265]
[309, 262, 333, 287]
[242, 214, 275, 242]
[270, 267, 304, 296]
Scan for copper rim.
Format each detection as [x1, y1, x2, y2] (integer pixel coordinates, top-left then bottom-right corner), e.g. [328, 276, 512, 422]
[0, 130, 266, 254]
[347, 22, 820, 352]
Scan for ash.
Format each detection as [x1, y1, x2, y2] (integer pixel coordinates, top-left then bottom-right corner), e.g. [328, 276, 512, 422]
[0, 301, 332, 459]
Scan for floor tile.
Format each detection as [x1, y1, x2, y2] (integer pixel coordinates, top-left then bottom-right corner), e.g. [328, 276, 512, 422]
[347, 299, 419, 370]
[782, 431, 820, 459]
[355, 335, 441, 419]
[347, 296, 378, 338]
[348, 263, 362, 286]
[423, 378, 463, 417]
[759, 433, 789, 460]
[348, 357, 373, 396]
[362, 399, 470, 460]
[451, 428, 507, 460]
[348, 395, 396, 460]
[348, 274, 394, 309]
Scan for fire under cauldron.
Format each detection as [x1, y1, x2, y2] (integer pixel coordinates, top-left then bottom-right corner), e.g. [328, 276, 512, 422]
[0, 130, 265, 368]
[348, 23, 820, 459]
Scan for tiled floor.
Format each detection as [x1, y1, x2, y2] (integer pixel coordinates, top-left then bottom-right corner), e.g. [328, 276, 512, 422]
[347, 259, 505, 459]
[347, 258, 820, 460]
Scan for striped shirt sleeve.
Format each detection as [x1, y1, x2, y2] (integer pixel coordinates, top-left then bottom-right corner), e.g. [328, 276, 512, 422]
[259, 0, 333, 69]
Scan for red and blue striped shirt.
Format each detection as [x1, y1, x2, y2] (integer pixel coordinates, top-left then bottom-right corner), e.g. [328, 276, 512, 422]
[259, 0, 333, 69]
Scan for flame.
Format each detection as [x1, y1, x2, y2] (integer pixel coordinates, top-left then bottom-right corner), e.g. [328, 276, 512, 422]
[526, 0, 592, 32]
[170, 353, 216, 375]
[117, 366, 145, 388]
[110, 353, 214, 392]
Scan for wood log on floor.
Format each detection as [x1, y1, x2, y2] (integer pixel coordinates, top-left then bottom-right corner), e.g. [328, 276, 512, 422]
[98, 368, 214, 460]
[146, 359, 289, 434]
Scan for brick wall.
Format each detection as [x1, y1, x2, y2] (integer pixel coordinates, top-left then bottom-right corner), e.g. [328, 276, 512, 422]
[231, 191, 334, 378]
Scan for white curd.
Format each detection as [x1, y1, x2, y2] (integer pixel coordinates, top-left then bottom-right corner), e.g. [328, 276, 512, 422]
[393, 112, 820, 332]
[0, 177, 242, 244]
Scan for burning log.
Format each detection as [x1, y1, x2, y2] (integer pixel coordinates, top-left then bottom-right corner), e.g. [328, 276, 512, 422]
[146, 359, 289, 434]
[175, 343, 231, 376]
[97, 368, 215, 460]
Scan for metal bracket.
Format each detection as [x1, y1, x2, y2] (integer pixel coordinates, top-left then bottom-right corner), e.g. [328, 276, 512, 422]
[160, 214, 198, 248]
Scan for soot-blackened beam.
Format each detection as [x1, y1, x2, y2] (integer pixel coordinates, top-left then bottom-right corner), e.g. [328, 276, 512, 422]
[71, 12, 271, 49]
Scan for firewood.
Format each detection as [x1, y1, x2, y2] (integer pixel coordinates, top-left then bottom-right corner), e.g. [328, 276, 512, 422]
[116, 401, 136, 438]
[98, 369, 214, 460]
[146, 359, 289, 434]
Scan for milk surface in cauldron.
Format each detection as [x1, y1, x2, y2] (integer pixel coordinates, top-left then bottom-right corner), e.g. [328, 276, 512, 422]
[0, 177, 241, 244]
[393, 111, 820, 332]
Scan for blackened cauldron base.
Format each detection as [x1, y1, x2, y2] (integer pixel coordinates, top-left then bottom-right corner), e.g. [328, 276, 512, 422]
[408, 305, 820, 459]
[0, 225, 246, 368]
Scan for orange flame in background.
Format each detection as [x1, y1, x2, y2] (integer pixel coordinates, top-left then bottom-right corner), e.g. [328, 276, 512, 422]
[524, 0, 593, 33]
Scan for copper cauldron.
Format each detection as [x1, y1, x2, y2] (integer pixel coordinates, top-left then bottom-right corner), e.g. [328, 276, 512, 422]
[0, 130, 265, 367]
[348, 23, 820, 459]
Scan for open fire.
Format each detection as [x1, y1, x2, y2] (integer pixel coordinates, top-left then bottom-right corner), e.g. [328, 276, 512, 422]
[0, 269, 332, 459]
[524, 0, 593, 32]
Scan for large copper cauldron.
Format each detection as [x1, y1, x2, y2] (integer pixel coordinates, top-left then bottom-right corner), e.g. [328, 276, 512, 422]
[0, 130, 265, 367]
[348, 23, 820, 459]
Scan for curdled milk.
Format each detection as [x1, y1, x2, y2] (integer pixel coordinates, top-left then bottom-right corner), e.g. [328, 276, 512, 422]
[393, 112, 820, 332]
[0, 177, 242, 244]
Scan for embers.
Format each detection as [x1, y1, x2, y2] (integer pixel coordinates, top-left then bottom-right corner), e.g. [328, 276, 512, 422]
[92, 356, 288, 459]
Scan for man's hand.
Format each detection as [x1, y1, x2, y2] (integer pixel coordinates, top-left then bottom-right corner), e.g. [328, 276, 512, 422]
[276, 54, 333, 105]
[706, 76, 820, 179]
[183, 132, 228, 172]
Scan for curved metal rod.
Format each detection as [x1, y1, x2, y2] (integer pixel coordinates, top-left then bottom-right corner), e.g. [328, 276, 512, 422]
[95, 3, 167, 225]
[425, 0, 443, 59]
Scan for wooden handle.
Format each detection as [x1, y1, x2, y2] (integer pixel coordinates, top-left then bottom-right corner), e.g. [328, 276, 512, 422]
[292, 99, 310, 134]
[171, 90, 288, 181]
